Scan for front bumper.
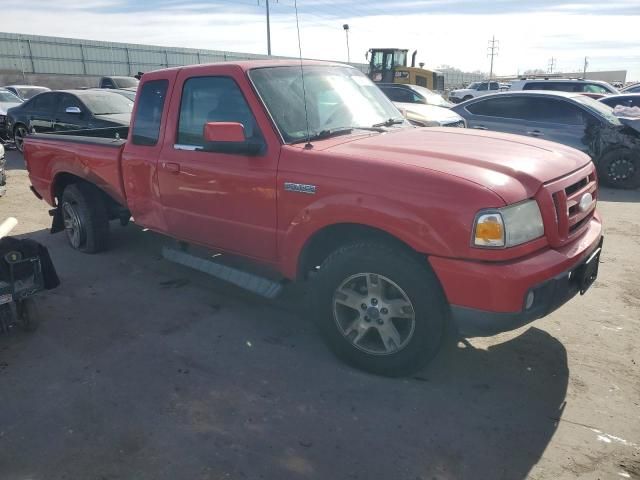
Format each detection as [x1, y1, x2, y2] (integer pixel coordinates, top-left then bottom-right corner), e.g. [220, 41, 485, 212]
[429, 216, 603, 337]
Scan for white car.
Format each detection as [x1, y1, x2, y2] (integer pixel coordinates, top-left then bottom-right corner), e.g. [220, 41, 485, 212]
[394, 102, 466, 128]
[448, 81, 500, 104]
[0, 89, 23, 142]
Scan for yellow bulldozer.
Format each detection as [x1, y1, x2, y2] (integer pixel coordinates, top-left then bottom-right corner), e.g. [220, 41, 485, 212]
[367, 48, 444, 92]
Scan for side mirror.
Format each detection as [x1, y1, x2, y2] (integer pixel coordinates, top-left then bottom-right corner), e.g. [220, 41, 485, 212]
[202, 122, 262, 156]
[65, 106, 81, 114]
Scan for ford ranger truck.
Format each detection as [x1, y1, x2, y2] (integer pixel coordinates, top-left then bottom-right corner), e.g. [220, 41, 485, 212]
[23, 61, 603, 376]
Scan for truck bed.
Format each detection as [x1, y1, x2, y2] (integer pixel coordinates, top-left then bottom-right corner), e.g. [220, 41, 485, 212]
[24, 129, 128, 207]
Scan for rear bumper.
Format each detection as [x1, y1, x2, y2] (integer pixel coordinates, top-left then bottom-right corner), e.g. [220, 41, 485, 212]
[429, 215, 603, 337]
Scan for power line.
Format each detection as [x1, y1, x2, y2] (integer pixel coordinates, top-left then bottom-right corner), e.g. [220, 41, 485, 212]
[548, 57, 556, 73]
[487, 35, 498, 79]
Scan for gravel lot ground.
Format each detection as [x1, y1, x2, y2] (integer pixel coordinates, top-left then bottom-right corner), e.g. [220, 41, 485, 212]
[0, 149, 638, 480]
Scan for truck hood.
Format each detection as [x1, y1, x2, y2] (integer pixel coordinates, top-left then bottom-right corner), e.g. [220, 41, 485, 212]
[323, 127, 591, 204]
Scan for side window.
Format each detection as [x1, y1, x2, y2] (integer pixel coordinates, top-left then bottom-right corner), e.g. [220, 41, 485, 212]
[466, 97, 530, 118]
[131, 79, 169, 146]
[489, 82, 499, 90]
[583, 84, 608, 94]
[32, 93, 56, 112]
[177, 76, 260, 147]
[102, 79, 115, 89]
[382, 87, 414, 103]
[531, 99, 584, 125]
[56, 94, 84, 115]
[477, 83, 489, 91]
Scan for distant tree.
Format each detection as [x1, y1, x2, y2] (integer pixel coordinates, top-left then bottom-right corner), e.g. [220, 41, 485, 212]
[523, 69, 547, 75]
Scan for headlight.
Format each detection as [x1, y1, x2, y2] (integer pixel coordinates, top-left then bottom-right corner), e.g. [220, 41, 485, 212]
[473, 200, 544, 248]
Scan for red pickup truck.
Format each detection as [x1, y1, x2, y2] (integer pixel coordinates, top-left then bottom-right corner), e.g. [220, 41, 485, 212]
[24, 61, 603, 376]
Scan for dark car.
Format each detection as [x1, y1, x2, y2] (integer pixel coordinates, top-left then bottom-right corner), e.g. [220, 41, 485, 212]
[621, 83, 640, 94]
[6, 90, 133, 152]
[599, 94, 640, 109]
[451, 91, 640, 189]
[99, 76, 139, 90]
[378, 83, 452, 107]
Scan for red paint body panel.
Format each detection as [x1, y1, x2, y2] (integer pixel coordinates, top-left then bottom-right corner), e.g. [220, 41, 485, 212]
[23, 60, 604, 321]
[430, 213, 602, 312]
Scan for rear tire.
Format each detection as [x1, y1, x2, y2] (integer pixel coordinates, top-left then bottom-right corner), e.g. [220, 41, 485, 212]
[312, 242, 448, 377]
[61, 183, 109, 253]
[597, 148, 640, 189]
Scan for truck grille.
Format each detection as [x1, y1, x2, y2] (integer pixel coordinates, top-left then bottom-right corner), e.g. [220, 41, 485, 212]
[537, 164, 597, 248]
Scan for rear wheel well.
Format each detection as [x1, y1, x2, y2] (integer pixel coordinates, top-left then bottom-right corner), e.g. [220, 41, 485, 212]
[297, 224, 421, 280]
[52, 173, 128, 221]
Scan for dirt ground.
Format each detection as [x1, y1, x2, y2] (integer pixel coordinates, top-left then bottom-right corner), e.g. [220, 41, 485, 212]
[0, 149, 638, 480]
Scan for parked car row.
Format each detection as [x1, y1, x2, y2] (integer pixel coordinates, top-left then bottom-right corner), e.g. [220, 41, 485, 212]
[5, 89, 134, 151]
[451, 91, 640, 189]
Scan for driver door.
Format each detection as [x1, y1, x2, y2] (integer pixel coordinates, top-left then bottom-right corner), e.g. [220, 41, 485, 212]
[157, 72, 278, 260]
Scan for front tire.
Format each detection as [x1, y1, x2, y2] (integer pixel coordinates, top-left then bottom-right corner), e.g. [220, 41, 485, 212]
[313, 242, 447, 377]
[597, 148, 640, 189]
[61, 183, 109, 253]
[13, 124, 28, 153]
[462, 95, 473, 102]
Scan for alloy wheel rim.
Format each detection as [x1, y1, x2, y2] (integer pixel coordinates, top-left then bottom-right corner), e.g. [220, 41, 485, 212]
[332, 272, 416, 356]
[62, 202, 84, 248]
[608, 157, 635, 182]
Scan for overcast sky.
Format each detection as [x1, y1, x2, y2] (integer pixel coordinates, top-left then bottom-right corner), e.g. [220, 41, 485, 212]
[6, 0, 640, 81]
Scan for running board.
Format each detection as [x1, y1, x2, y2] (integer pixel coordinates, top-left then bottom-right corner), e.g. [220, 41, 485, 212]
[161, 247, 283, 299]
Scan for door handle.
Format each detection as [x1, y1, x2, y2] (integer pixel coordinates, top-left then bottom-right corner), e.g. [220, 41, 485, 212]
[527, 130, 544, 137]
[163, 162, 181, 174]
[472, 126, 487, 130]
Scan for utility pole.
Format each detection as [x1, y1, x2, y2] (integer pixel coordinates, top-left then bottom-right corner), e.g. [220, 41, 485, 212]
[343, 24, 350, 63]
[548, 57, 556, 74]
[583, 56, 588, 78]
[487, 35, 499, 80]
[266, 0, 272, 56]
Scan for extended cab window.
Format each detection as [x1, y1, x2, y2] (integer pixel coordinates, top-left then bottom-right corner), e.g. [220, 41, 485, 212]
[177, 76, 259, 147]
[131, 79, 169, 146]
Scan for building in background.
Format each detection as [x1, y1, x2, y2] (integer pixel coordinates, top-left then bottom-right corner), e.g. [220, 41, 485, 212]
[0, 32, 482, 90]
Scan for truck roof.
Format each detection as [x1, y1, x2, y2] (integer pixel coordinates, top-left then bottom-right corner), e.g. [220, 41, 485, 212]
[144, 59, 351, 75]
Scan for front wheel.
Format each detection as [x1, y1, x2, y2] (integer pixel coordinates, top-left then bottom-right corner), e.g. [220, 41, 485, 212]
[462, 95, 473, 102]
[313, 242, 448, 377]
[597, 149, 640, 189]
[13, 124, 28, 153]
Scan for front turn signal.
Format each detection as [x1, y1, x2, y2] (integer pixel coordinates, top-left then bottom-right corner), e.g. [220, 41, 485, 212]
[474, 213, 505, 247]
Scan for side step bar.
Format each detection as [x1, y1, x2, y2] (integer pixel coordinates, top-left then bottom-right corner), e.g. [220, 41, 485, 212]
[162, 247, 283, 299]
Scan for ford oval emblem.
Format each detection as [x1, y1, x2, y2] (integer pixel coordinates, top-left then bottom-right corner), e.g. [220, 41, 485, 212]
[579, 192, 593, 212]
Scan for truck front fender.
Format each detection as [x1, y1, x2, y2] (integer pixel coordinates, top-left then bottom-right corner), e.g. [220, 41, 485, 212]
[278, 193, 453, 279]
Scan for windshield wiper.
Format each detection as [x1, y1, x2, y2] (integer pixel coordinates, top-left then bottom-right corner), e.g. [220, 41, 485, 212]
[372, 118, 405, 128]
[291, 126, 387, 145]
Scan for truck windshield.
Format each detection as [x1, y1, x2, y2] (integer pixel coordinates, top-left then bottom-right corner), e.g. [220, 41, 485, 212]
[250, 65, 405, 143]
[81, 93, 134, 115]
